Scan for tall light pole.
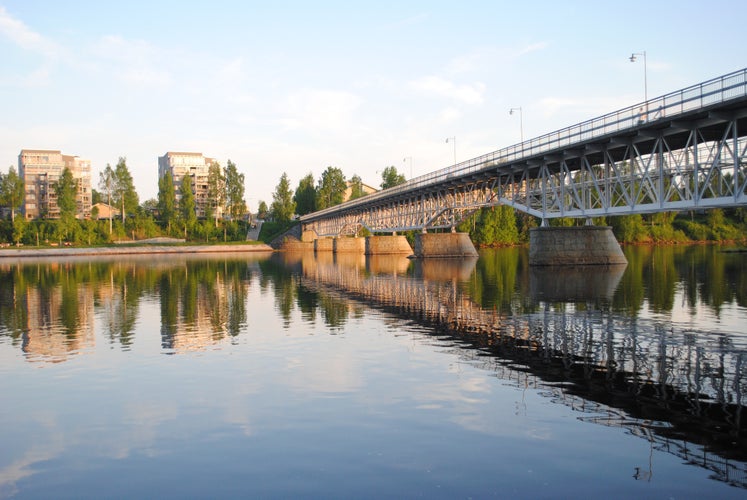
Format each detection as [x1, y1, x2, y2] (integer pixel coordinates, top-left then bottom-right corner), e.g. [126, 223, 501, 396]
[445, 137, 456, 167]
[629, 51, 648, 103]
[509, 107, 524, 143]
[403, 156, 412, 179]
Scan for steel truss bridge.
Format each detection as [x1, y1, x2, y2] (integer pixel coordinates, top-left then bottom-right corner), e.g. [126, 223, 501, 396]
[301, 68, 747, 237]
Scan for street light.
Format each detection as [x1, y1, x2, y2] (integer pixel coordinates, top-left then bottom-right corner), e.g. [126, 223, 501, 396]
[403, 156, 412, 179]
[629, 50, 648, 103]
[509, 107, 524, 143]
[445, 137, 456, 167]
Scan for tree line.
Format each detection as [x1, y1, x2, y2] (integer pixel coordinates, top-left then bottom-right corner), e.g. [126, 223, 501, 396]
[265, 165, 407, 224]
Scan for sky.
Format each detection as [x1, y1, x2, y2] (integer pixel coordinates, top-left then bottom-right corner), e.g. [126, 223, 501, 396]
[1, 1, 745, 211]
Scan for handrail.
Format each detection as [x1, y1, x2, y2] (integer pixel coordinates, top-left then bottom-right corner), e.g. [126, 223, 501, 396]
[301, 67, 747, 221]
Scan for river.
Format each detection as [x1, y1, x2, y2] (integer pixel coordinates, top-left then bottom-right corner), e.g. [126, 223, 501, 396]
[0, 246, 745, 498]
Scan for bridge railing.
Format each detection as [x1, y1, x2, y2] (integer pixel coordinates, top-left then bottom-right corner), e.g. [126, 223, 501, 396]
[302, 67, 747, 222]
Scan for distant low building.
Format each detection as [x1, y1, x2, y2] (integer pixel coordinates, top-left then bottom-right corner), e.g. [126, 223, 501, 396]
[343, 179, 378, 202]
[91, 203, 120, 220]
[18, 149, 92, 220]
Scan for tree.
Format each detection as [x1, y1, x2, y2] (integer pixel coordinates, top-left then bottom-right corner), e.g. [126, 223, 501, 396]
[91, 188, 102, 205]
[56, 167, 77, 218]
[113, 157, 139, 224]
[316, 166, 346, 210]
[271, 172, 296, 223]
[348, 174, 365, 200]
[380, 166, 406, 189]
[99, 164, 116, 234]
[294, 172, 317, 216]
[12, 215, 27, 245]
[54, 167, 78, 242]
[0, 166, 24, 222]
[180, 174, 197, 238]
[257, 200, 268, 220]
[157, 171, 177, 234]
[224, 160, 246, 219]
[207, 161, 225, 224]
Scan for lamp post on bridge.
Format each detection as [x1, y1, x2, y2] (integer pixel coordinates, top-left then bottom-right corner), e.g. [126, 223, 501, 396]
[509, 107, 524, 143]
[445, 137, 456, 168]
[629, 50, 648, 103]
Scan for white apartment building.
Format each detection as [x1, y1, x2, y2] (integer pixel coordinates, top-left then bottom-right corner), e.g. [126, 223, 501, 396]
[18, 149, 92, 219]
[158, 152, 218, 218]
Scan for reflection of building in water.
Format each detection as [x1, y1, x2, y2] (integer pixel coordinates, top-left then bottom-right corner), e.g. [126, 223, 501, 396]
[159, 265, 254, 353]
[299, 254, 747, 489]
[22, 284, 95, 363]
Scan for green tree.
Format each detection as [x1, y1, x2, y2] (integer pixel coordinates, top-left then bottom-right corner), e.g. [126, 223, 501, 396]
[180, 174, 197, 239]
[207, 161, 225, 225]
[271, 172, 296, 222]
[380, 166, 406, 189]
[157, 171, 177, 234]
[91, 188, 102, 205]
[316, 166, 346, 210]
[224, 160, 246, 219]
[348, 174, 366, 200]
[56, 167, 77, 217]
[257, 200, 268, 220]
[0, 166, 25, 222]
[98, 163, 116, 234]
[294, 172, 317, 216]
[113, 157, 139, 224]
[54, 167, 78, 243]
[476, 206, 519, 245]
[12, 216, 27, 245]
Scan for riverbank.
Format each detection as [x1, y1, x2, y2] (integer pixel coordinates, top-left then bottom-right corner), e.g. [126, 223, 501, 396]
[0, 241, 274, 259]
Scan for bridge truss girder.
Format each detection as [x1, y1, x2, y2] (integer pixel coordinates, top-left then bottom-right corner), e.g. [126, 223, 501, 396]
[499, 115, 747, 222]
[307, 179, 500, 237]
[304, 112, 746, 238]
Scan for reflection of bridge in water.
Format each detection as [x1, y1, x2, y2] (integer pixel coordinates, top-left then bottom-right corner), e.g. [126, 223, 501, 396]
[282, 252, 747, 488]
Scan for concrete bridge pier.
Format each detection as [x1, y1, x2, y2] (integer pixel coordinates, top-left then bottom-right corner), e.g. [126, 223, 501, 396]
[334, 237, 366, 253]
[413, 232, 478, 258]
[365, 235, 413, 255]
[529, 226, 627, 266]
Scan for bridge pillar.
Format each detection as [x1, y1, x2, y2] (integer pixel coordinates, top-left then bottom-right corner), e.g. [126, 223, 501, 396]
[334, 237, 365, 253]
[413, 232, 478, 258]
[301, 229, 318, 243]
[314, 238, 335, 252]
[529, 226, 627, 266]
[365, 235, 413, 255]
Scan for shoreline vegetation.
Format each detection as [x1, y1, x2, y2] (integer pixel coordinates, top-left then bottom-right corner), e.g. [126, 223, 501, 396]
[1, 207, 745, 257]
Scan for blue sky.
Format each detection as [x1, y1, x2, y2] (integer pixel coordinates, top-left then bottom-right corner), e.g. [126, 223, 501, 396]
[1, 1, 745, 209]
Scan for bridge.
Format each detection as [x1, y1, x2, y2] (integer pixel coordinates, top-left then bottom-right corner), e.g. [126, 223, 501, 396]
[298, 68, 747, 263]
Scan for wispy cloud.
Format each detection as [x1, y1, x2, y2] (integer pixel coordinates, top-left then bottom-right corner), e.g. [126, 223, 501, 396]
[515, 41, 548, 57]
[409, 76, 485, 104]
[0, 6, 60, 57]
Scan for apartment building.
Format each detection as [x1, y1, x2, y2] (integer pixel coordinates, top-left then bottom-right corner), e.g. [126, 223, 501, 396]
[158, 152, 217, 218]
[18, 149, 92, 219]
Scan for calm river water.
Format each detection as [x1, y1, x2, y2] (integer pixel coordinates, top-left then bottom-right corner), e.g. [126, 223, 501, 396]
[0, 246, 745, 498]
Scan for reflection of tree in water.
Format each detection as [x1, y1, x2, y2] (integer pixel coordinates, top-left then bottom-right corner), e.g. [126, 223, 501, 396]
[0, 257, 256, 356]
[259, 258, 297, 328]
[0, 266, 27, 344]
[157, 259, 253, 351]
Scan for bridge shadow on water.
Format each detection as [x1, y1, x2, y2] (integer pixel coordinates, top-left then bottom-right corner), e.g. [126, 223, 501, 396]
[275, 251, 747, 489]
